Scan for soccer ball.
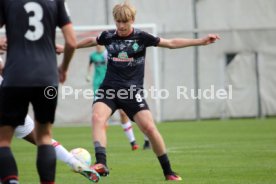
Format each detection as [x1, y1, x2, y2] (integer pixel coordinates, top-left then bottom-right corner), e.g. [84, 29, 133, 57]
[70, 148, 92, 167]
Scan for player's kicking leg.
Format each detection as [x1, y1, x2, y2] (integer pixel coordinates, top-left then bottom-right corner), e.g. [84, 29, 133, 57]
[52, 140, 100, 182]
[15, 115, 100, 182]
[90, 102, 112, 177]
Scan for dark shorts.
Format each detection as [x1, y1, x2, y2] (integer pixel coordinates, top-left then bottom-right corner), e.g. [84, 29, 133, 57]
[93, 86, 149, 121]
[0, 87, 58, 127]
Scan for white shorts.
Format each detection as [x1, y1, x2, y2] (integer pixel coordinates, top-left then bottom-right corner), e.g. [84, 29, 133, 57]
[14, 115, 34, 139]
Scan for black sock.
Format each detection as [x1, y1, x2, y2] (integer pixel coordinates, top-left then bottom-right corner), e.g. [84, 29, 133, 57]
[130, 141, 136, 146]
[37, 145, 56, 183]
[144, 140, 150, 145]
[0, 147, 18, 184]
[158, 154, 173, 175]
[95, 146, 107, 166]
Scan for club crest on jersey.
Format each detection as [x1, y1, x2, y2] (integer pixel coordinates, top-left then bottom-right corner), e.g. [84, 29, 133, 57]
[132, 42, 139, 51]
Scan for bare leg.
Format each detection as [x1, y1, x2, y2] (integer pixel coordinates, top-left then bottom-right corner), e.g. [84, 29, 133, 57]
[35, 122, 52, 145]
[0, 125, 15, 147]
[133, 110, 166, 156]
[23, 130, 36, 144]
[119, 109, 129, 123]
[91, 102, 112, 148]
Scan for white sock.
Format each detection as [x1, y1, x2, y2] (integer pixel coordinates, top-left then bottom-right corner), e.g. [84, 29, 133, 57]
[121, 121, 136, 143]
[52, 139, 74, 164]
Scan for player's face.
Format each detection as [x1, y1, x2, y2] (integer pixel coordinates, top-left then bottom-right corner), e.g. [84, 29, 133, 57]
[115, 19, 134, 37]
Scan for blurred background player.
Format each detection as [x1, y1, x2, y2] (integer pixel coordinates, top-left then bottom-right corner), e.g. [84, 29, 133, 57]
[0, 51, 99, 183]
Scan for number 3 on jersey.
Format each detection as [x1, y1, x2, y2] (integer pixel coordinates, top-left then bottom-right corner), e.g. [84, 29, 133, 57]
[24, 2, 44, 41]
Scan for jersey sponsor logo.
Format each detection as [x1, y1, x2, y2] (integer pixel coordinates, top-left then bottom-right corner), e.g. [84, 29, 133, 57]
[113, 51, 134, 62]
[113, 57, 134, 62]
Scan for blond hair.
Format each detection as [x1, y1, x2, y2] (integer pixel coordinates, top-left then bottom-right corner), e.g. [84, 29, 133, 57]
[113, 1, 136, 22]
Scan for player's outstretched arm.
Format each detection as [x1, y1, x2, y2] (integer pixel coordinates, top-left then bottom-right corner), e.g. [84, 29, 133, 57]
[59, 23, 77, 83]
[158, 34, 220, 49]
[77, 37, 98, 49]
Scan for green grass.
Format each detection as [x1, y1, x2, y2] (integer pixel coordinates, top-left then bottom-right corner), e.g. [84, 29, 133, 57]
[11, 118, 276, 184]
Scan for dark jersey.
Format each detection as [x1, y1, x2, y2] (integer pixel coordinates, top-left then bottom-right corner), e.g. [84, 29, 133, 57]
[96, 28, 160, 89]
[0, 0, 71, 86]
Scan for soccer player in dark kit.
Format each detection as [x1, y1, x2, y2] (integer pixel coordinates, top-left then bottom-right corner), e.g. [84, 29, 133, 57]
[0, 0, 77, 183]
[76, 1, 220, 181]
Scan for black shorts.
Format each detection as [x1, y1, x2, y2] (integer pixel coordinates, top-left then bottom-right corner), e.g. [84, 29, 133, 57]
[0, 87, 58, 127]
[93, 86, 149, 121]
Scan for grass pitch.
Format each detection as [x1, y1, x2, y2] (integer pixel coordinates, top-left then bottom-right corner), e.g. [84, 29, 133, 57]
[12, 118, 276, 184]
